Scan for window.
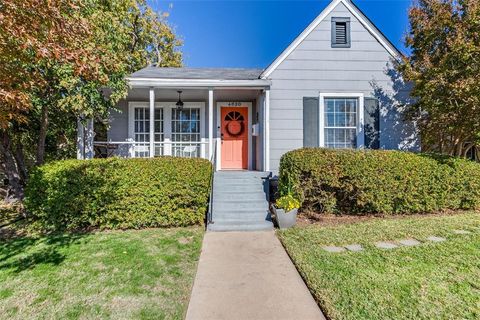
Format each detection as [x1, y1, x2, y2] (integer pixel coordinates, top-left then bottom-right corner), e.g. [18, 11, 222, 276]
[154, 109, 164, 156]
[171, 108, 201, 157]
[324, 98, 357, 149]
[133, 107, 163, 157]
[129, 102, 205, 158]
[331, 17, 350, 48]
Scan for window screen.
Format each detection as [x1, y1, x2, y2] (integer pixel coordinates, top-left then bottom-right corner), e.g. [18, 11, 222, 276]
[324, 98, 357, 149]
[134, 107, 163, 157]
[171, 108, 201, 158]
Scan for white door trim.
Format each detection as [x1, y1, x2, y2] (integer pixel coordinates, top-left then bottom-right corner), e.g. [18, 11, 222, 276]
[216, 102, 253, 171]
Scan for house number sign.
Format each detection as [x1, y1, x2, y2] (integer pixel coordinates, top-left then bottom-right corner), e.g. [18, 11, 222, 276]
[226, 102, 243, 106]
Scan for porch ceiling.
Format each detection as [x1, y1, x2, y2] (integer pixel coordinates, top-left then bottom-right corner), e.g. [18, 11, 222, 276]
[127, 88, 262, 101]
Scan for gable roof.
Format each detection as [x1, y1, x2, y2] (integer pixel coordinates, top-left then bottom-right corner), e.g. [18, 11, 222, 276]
[260, 0, 403, 79]
[130, 66, 263, 80]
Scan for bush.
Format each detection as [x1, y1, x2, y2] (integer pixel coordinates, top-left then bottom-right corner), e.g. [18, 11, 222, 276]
[278, 148, 480, 215]
[25, 157, 212, 231]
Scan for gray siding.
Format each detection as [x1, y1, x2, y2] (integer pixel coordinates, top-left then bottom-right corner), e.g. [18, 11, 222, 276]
[267, 2, 419, 172]
[108, 100, 129, 141]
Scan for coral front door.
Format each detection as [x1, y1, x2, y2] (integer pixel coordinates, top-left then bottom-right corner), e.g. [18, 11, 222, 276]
[221, 107, 248, 169]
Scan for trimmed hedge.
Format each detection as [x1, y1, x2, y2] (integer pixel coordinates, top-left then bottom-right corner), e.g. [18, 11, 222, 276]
[279, 148, 480, 215]
[25, 157, 212, 231]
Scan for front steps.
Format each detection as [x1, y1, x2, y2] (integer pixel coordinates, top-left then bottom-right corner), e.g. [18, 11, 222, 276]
[208, 171, 273, 232]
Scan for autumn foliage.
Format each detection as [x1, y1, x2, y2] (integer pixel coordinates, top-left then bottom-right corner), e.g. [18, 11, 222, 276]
[398, 0, 480, 158]
[0, 1, 94, 127]
[0, 0, 182, 200]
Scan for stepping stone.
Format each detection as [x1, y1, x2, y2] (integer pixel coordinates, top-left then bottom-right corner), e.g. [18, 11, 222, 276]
[345, 244, 363, 252]
[453, 229, 471, 235]
[375, 242, 398, 249]
[398, 239, 421, 246]
[427, 236, 446, 242]
[322, 246, 346, 253]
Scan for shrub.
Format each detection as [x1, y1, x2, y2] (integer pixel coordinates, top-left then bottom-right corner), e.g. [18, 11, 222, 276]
[25, 157, 212, 231]
[278, 148, 480, 215]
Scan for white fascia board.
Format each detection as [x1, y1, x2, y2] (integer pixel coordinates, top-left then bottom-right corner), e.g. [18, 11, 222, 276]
[260, 0, 342, 79]
[260, 0, 400, 79]
[341, 0, 400, 59]
[127, 77, 271, 89]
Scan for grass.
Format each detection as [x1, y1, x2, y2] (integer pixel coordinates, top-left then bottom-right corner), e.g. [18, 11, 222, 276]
[0, 227, 204, 320]
[277, 212, 480, 320]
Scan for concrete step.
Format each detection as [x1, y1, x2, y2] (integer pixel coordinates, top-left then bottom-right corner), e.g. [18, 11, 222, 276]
[207, 220, 274, 232]
[213, 186, 265, 194]
[210, 171, 272, 232]
[214, 180, 267, 187]
[213, 210, 270, 220]
[213, 207, 270, 214]
[213, 192, 267, 201]
[214, 173, 267, 178]
[215, 171, 270, 178]
[213, 200, 269, 211]
[214, 216, 271, 224]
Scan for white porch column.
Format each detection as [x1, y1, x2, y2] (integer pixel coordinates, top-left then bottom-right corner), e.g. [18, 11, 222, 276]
[208, 88, 214, 160]
[76, 117, 85, 160]
[84, 118, 94, 159]
[149, 88, 155, 158]
[264, 88, 270, 172]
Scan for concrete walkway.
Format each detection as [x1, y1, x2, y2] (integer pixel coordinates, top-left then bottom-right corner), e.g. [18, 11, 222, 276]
[185, 231, 325, 320]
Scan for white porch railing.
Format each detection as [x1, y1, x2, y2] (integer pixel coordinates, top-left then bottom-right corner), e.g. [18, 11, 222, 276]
[93, 141, 210, 159]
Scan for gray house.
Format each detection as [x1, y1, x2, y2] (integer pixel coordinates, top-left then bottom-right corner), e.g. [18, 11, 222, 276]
[78, 0, 418, 174]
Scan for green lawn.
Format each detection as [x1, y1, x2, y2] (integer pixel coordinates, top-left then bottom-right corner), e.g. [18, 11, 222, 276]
[0, 227, 203, 320]
[278, 212, 480, 320]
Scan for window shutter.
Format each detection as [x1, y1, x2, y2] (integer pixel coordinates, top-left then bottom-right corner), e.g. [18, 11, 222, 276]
[303, 97, 319, 147]
[364, 98, 380, 149]
[335, 22, 347, 44]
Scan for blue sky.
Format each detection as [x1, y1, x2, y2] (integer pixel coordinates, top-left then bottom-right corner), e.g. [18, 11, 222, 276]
[149, 0, 412, 68]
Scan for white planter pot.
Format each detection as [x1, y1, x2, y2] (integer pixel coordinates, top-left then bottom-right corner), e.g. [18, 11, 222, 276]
[273, 206, 298, 229]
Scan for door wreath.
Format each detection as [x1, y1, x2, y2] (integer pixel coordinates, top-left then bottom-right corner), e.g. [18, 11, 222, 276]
[224, 111, 245, 137]
[225, 120, 245, 137]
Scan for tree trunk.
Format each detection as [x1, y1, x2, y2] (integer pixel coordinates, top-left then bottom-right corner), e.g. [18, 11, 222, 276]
[0, 131, 24, 201]
[36, 104, 49, 165]
[14, 142, 27, 182]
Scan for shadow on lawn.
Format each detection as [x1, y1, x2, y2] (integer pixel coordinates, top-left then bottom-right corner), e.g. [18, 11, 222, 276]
[0, 233, 86, 274]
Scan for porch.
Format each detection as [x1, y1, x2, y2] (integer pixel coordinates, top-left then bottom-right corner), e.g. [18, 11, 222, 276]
[77, 67, 271, 171]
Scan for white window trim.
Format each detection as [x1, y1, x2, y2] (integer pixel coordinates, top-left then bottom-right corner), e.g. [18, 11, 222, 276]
[319, 93, 364, 149]
[128, 101, 206, 158]
[128, 102, 162, 140]
[128, 102, 162, 157]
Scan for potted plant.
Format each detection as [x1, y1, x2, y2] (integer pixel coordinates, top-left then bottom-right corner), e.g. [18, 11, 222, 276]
[273, 194, 300, 229]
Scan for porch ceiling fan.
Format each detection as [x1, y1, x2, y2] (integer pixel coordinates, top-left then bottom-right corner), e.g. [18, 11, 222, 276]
[176, 90, 184, 110]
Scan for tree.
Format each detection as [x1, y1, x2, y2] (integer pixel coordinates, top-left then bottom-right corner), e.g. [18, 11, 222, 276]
[0, 0, 182, 201]
[30, 0, 182, 165]
[0, 0, 97, 200]
[397, 0, 480, 158]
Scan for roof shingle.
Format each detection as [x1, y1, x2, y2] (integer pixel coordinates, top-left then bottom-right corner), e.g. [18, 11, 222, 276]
[129, 67, 263, 80]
